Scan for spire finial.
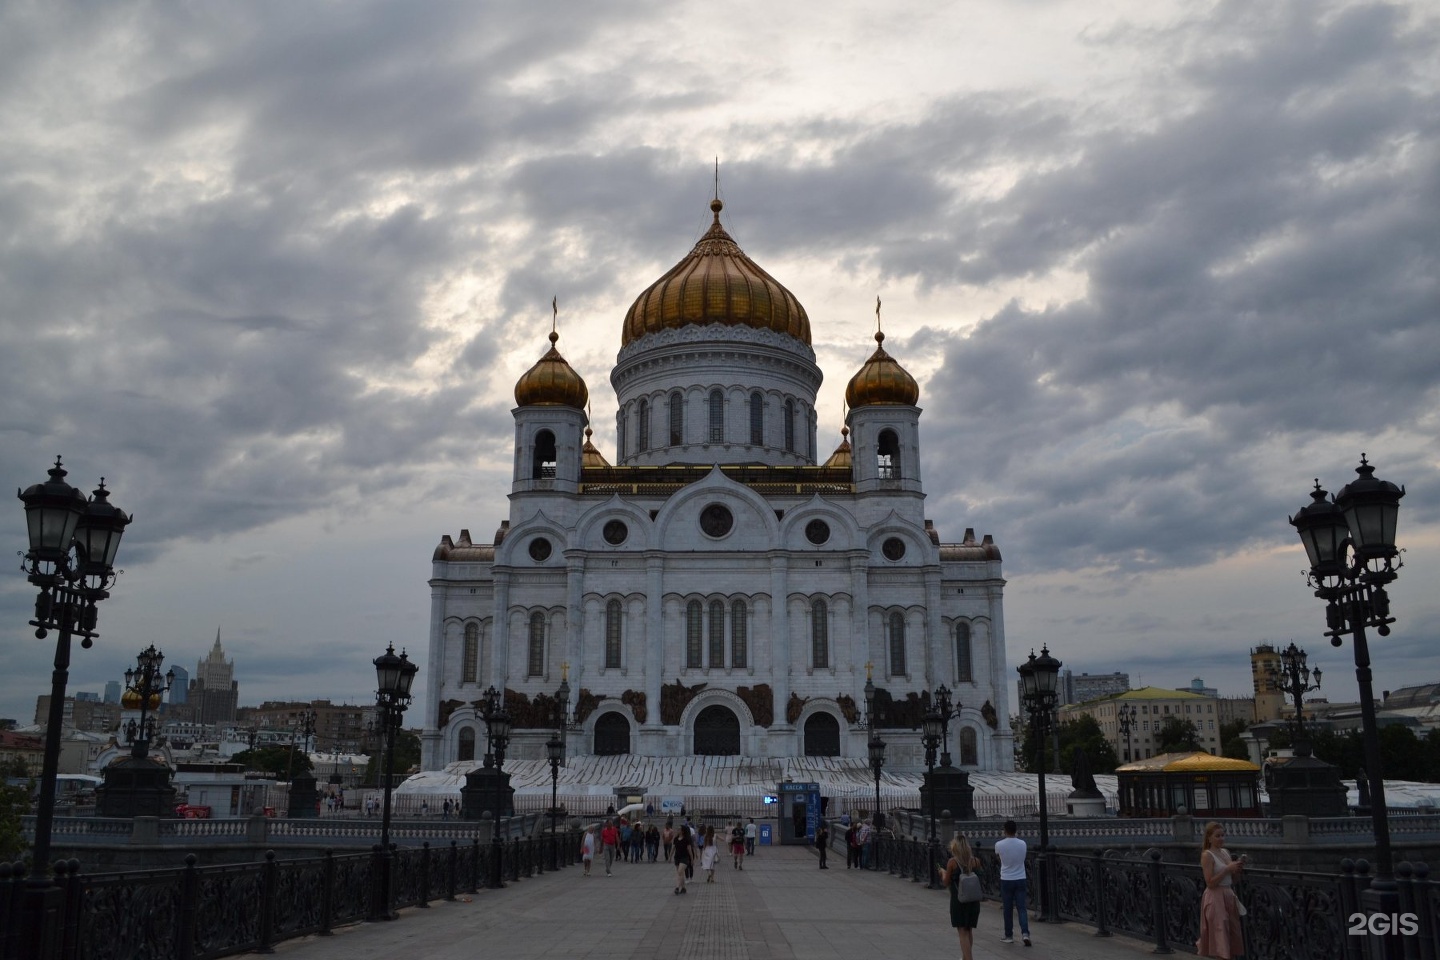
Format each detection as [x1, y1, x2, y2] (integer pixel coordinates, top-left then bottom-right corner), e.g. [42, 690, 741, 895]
[875, 296, 884, 343]
[710, 158, 723, 221]
[550, 296, 559, 343]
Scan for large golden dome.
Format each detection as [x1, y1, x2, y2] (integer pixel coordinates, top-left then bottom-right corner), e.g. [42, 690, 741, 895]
[845, 331, 919, 407]
[514, 331, 589, 408]
[622, 199, 810, 346]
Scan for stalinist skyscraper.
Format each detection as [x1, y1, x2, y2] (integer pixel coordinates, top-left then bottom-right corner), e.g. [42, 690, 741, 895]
[190, 629, 239, 725]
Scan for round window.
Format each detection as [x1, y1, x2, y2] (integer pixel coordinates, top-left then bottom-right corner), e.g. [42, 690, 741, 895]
[805, 519, 831, 545]
[528, 538, 553, 562]
[699, 504, 734, 538]
[603, 519, 628, 545]
[881, 537, 906, 561]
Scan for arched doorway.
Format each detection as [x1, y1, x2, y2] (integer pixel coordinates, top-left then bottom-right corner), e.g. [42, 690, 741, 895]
[803, 713, 840, 756]
[457, 727, 476, 762]
[594, 712, 631, 756]
[693, 705, 741, 756]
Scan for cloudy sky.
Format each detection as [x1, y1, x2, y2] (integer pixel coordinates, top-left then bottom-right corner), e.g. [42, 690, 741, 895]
[2, 0, 1437, 730]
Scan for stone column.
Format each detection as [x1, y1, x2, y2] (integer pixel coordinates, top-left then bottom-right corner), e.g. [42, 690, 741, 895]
[645, 554, 665, 729]
[769, 554, 791, 732]
[492, 570, 512, 688]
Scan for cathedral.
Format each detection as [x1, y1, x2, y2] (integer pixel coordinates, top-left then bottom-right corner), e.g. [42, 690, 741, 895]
[420, 198, 1013, 775]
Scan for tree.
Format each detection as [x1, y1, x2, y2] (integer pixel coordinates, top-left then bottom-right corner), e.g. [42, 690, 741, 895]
[1017, 714, 1118, 774]
[365, 729, 422, 787]
[0, 783, 29, 861]
[1220, 719, 1251, 761]
[232, 745, 313, 780]
[1155, 716, 1201, 753]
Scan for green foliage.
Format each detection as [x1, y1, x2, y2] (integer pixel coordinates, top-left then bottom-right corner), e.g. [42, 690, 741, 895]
[364, 729, 422, 786]
[1017, 714, 1118, 775]
[232, 745, 314, 780]
[1220, 719, 1251, 761]
[1155, 716, 1201, 753]
[0, 784, 29, 861]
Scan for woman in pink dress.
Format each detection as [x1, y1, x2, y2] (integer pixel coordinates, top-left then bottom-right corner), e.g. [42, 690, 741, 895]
[1196, 822, 1247, 959]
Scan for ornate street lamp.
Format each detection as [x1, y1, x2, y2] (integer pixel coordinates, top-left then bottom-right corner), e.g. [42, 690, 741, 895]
[482, 685, 512, 888]
[285, 708, 319, 818]
[867, 733, 885, 851]
[933, 685, 956, 766]
[368, 643, 417, 922]
[123, 645, 174, 758]
[921, 705, 943, 888]
[1019, 644, 1062, 923]
[546, 735, 563, 870]
[1117, 703, 1136, 762]
[16, 459, 129, 956]
[1268, 642, 1321, 754]
[1291, 456, 1404, 953]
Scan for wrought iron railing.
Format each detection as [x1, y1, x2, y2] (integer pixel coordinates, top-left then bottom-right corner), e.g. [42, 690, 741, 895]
[0, 829, 581, 960]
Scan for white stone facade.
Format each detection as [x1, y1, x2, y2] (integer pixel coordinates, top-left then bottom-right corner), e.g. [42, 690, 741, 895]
[421, 217, 1014, 776]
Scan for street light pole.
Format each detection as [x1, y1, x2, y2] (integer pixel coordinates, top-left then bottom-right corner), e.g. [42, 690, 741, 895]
[921, 705, 942, 889]
[482, 685, 512, 888]
[368, 644, 417, 922]
[1117, 703, 1136, 763]
[1019, 645, 1062, 924]
[16, 459, 129, 959]
[123, 645, 174, 758]
[1269, 642, 1321, 754]
[1291, 456, 1405, 960]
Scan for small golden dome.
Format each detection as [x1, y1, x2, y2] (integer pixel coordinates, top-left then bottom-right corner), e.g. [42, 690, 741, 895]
[514, 331, 589, 408]
[622, 199, 810, 346]
[121, 689, 162, 710]
[845, 331, 919, 407]
[822, 426, 853, 469]
[581, 426, 610, 468]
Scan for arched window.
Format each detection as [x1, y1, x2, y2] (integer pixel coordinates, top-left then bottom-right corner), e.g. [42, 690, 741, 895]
[708, 600, 725, 668]
[458, 727, 476, 762]
[594, 712, 630, 756]
[532, 429, 557, 480]
[888, 611, 906, 676]
[749, 391, 764, 445]
[731, 600, 747, 668]
[955, 621, 973, 683]
[877, 429, 900, 480]
[686, 600, 703, 669]
[811, 599, 829, 669]
[617, 414, 627, 458]
[637, 398, 650, 452]
[605, 599, 622, 669]
[669, 392, 684, 445]
[960, 727, 979, 766]
[462, 623, 479, 684]
[784, 399, 795, 453]
[527, 611, 545, 677]
[708, 389, 725, 442]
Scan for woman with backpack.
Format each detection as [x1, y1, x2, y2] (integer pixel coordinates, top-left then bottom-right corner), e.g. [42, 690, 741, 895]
[938, 834, 982, 960]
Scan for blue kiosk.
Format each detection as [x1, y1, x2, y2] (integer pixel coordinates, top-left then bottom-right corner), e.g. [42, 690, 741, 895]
[777, 781, 822, 845]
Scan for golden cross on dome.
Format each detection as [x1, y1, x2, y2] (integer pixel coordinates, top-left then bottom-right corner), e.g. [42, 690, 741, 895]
[865, 661, 874, 680]
[551, 295, 558, 334]
[562, 661, 569, 681]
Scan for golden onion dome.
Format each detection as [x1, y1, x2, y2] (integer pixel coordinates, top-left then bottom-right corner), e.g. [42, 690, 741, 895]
[581, 426, 610, 468]
[844, 331, 919, 407]
[121, 688, 162, 710]
[822, 426, 853, 470]
[622, 199, 810, 347]
[514, 331, 589, 408]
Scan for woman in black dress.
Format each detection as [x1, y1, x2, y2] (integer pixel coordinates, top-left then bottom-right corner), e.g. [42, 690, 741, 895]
[672, 824, 694, 895]
[939, 834, 981, 960]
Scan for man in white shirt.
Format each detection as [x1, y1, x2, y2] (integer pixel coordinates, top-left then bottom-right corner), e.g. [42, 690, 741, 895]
[744, 818, 758, 855]
[994, 820, 1032, 946]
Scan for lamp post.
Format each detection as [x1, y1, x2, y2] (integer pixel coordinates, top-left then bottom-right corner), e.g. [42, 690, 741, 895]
[16, 459, 129, 957]
[368, 643, 417, 922]
[123, 645, 174, 758]
[285, 709, 317, 784]
[546, 736, 563, 870]
[867, 733, 885, 864]
[481, 685, 512, 888]
[1117, 703, 1136, 762]
[1268, 642, 1321, 754]
[1018, 644, 1062, 924]
[921, 705, 942, 888]
[933, 684, 956, 767]
[1291, 455, 1404, 959]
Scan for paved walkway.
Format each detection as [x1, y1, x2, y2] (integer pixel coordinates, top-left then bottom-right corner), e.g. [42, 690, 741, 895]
[273, 845, 1165, 960]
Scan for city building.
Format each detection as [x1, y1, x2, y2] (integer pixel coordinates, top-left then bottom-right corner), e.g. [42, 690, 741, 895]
[33, 696, 122, 735]
[168, 665, 190, 705]
[103, 680, 121, 705]
[189, 630, 239, 725]
[245, 700, 375, 753]
[0, 731, 45, 775]
[1061, 686, 1222, 762]
[421, 197, 1012, 773]
[1251, 643, 1286, 722]
[1061, 670, 1130, 705]
[74, 691, 100, 703]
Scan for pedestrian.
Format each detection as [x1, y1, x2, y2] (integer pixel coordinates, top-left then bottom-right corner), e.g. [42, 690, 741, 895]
[995, 819, 1032, 946]
[580, 825, 597, 877]
[442, 798, 451, 820]
[662, 819, 675, 861]
[856, 818, 873, 869]
[730, 820, 745, 869]
[647, 822, 661, 862]
[620, 820, 633, 862]
[630, 821, 645, 863]
[673, 824, 694, 895]
[701, 825, 719, 882]
[1196, 822, 1247, 959]
[744, 817, 758, 856]
[940, 834, 983, 960]
[815, 821, 830, 869]
[421, 800, 428, 818]
[601, 818, 620, 877]
[845, 820, 859, 868]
